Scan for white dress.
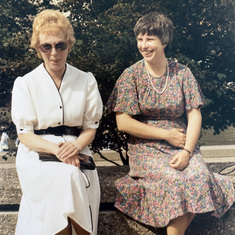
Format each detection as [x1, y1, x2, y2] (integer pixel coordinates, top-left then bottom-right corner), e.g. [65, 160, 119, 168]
[11, 63, 103, 235]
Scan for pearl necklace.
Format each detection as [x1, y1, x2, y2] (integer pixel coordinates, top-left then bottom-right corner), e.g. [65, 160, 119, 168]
[145, 60, 169, 95]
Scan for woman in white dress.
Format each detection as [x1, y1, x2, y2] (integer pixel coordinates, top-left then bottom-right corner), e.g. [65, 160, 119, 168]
[11, 9, 103, 235]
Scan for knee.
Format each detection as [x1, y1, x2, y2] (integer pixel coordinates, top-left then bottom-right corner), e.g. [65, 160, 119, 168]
[186, 212, 196, 227]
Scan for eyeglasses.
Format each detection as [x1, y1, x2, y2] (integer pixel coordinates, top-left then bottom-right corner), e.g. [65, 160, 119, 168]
[39, 42, 68, 53]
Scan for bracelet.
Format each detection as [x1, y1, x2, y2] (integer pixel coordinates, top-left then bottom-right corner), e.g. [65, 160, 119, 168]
[73, 142, 81, 152]
[183, 148, 192, 157]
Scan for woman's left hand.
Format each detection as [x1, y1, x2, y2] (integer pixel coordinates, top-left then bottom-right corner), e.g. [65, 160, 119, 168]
[56, 142, 81, 160]
[63, 155, 80, 167]
[169, 150, 190, 171]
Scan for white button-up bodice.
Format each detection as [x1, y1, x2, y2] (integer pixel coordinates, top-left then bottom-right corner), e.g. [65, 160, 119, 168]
[12, 63, 103, 134]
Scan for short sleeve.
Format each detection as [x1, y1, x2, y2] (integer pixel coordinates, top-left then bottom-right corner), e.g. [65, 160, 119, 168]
[182, 67, 205, 110]
[82, 72, 103, 130]
[11, 77, 37, 134]
[106, 68, 141, 115]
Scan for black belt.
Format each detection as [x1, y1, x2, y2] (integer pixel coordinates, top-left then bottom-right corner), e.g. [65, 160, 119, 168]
[34, 126, 81, 137]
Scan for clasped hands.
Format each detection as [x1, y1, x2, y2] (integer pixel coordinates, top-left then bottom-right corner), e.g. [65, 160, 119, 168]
[56, 142, 84, 167]
[166, 128, 191, 171]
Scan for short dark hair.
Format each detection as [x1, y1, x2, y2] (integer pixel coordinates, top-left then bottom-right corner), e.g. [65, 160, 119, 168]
[134, 12, 174, 48]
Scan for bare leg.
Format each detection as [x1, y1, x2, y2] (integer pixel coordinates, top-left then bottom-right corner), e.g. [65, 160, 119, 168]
[186, 213, 196, 228]
[55, 221, 72, 235]
[166, 213, 195, 235]
[69, 217, 90, 235]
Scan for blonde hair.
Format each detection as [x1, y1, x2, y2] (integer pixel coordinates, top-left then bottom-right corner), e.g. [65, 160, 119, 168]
[30, 9, 75, 58]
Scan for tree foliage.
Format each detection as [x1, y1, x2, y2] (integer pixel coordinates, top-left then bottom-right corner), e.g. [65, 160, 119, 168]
[0, 0, 234, 163]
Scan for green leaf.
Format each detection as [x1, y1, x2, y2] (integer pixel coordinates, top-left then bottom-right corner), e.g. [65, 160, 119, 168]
[217, 73, 227, 80]
[3, 42, 9, 47]
[77, 40, 83, 45]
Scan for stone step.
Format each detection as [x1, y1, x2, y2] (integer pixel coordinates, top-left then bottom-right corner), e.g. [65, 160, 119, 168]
[1, 164, 234, 206]
[1, 206, 235, 235]
[0, 213, 18, 235]
[1, 154, 235, 234]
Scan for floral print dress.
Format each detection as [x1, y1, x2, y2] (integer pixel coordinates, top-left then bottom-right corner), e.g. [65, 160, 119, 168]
[106, 59, 234, 227]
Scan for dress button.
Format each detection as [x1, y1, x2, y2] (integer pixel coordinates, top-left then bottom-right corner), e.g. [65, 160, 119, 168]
[60, 106, 62, 109]
[58, 122, 60, 125]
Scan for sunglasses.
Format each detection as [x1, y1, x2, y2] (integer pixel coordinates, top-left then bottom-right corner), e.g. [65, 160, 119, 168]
[39, 42, 68, 53]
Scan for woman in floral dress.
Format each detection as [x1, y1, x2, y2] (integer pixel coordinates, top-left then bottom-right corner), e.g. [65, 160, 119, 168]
[107, 12, 234, 235]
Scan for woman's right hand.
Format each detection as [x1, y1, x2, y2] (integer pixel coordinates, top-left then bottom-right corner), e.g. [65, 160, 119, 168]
[166, 128, 186, 148]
